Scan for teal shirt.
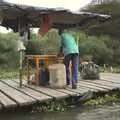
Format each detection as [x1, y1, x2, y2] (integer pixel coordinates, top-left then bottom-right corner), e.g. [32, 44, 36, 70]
[60, 33, 79, 56]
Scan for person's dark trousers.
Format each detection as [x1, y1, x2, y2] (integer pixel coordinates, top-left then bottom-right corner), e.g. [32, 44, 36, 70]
[64, 53, 79, 86]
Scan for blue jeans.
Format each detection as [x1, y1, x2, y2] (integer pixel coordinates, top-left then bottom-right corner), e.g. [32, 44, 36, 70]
[64, 53, 79, 86]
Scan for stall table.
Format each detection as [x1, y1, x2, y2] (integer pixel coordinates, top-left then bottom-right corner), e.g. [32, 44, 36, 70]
[25, 55, 64, 85]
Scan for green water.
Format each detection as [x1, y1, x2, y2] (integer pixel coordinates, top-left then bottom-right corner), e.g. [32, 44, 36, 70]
[0, 104, 120, 120]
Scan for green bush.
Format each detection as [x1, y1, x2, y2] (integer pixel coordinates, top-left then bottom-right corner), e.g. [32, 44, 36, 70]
[0, 28, 119, 69]
[0, 32, 19, 68]
[0, 68, 19, 79]
[79, 35, 113, 65]
[26, 29, 60, 55]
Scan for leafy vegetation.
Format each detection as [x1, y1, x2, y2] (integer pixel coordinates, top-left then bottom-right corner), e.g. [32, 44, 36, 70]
[0, 29, 119, 73]
[0, 32, 19, 68]
[31, 90, 120, 112]
[0, 68, 19, 79]
[26, 29, 60, 55]
[33, 100, 68, 112]
[85, 90, 120, 106]
[0, 0, 120, 78]
[81, 1, 120, 65]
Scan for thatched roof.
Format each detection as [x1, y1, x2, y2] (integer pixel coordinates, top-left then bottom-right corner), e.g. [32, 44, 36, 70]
[0, 0, 111, 32]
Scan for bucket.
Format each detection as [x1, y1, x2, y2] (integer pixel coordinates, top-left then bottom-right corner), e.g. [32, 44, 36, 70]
[48, 63, 66, 88]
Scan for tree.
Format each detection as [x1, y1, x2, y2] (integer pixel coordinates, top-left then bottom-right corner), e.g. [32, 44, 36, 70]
[81, 1, 120, 65]
[0, 32, 19, 68]
[79, 35, 113, 65]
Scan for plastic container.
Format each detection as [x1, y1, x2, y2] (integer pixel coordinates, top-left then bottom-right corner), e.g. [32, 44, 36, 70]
[48, 63, 66, 88]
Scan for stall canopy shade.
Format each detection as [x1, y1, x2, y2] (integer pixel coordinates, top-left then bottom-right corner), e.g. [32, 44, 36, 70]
[0, 0, 111, 32]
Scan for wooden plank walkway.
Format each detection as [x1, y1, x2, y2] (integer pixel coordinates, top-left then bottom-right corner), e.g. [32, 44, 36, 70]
[0, 73, 120, 110]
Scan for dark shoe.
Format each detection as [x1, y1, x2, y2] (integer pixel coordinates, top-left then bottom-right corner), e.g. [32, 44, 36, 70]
[67, 81, 70, 85]
[72, 84, 77, 89]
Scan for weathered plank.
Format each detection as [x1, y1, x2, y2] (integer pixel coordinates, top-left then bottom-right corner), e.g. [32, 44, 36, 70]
[0, 91, 17, 108]
[101, 74, 120, 79]
[87, 80, 120, 89]
[102, 74, 120, 78]
[102, 78, 120, 84]
[65, 85, 89, 91]
[78, 81, 107, 91]
[2, 80, 52, 102]
[26, 85, 69, 99]
[0, 81, 36, 106]
[56, 88, 79, 96]
[101, 73, 120, 77]
[78, 84, 100, 92]
[14, 79, 98, 93]
[100, 73, 120, 83]
[14, 80, 69, 99]
[79, 80, 112, 90]
[14, 79, 102, 95]
[0, 73, 119, 111]
[66, 87, 90, 94]
[101, 75, 120, 84]
[18, 79, 95, 95]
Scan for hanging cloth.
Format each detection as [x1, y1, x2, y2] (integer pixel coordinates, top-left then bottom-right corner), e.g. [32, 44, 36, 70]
[39, 14, 52, 36]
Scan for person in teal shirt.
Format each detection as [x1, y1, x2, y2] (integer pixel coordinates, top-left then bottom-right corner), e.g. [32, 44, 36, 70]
[58, 29, 79, 89]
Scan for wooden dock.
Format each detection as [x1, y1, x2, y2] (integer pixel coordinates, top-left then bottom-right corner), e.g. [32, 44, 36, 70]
[0, 73, 120, 110]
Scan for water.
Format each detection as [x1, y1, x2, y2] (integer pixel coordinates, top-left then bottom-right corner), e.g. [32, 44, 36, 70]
[1, 104, 120, 120]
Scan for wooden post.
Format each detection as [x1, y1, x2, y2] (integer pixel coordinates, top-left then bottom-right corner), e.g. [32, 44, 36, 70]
[27, 58, 30, 84]
[36, 57, 40, 85]
[19, 50, 23, 87]
[18, 17, 26, 87]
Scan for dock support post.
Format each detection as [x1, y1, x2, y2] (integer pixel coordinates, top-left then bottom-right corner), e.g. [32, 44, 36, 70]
[18, 17, 27, 87]
[18, 40, 26, 87]
[19, 49, 24, 87]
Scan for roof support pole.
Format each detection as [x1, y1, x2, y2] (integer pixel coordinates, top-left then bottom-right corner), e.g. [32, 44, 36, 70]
[19, 49, 24, 87]
[18, 19, 23, 88]
[18, 17, 27, 88]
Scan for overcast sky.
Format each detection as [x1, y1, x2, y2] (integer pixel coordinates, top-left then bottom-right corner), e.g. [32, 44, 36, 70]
[0, 0, 91, 33]
[6, 0, 91, 11]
